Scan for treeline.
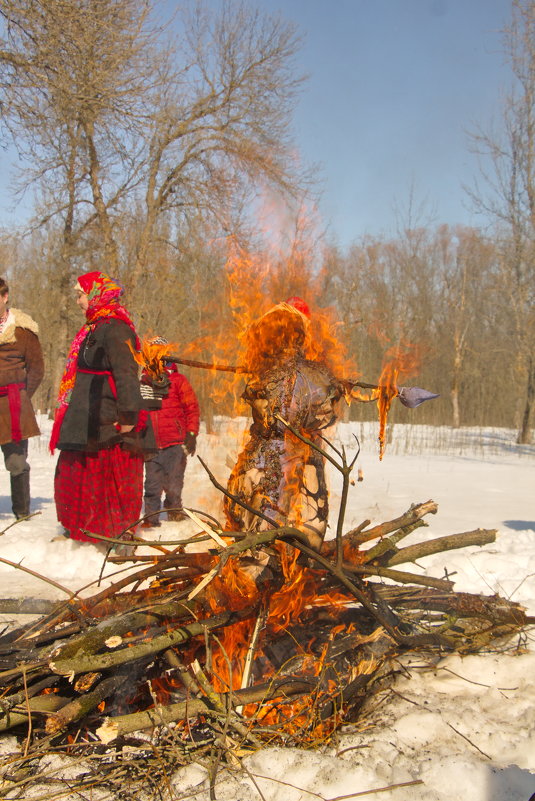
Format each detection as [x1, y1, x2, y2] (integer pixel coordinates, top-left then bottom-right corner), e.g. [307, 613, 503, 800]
[0, 215, 531, 437]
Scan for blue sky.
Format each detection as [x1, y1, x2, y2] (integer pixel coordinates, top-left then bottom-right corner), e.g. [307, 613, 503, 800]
[260, 0, 512, 246]
[0, 0, 512, 248]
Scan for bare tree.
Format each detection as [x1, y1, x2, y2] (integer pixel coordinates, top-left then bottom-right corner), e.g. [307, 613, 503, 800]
[467, 0, 535, 443]
[431, 226, 497, 428]
[0, 0, 306, 273]
[0, 0, 308, 410]
[130, 2, 308, 293]
[0, 0, 168, 393]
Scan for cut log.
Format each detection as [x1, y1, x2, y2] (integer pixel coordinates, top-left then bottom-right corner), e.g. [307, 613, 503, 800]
[49, 611, 248, 677]
[344, 500, 438, 546]
[51, 599, 197, 662]
[97, 678, 316, 743]
[45, 675, 127, 734]
[0, 695, 70, 732]
[384, 529, 497, 566]
[0, 598, 60, 615]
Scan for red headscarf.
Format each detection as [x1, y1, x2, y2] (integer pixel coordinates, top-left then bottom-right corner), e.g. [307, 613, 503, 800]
[49, 272, 139, 453]
[285, 296, 311, 318]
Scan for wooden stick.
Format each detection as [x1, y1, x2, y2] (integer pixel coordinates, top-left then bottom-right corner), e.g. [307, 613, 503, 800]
[96, 678, 315, 743]
[342, 500, 439, 547]
[385, 529, 497, 566]
[74, 556, 211, 611]
[236, 606, 267, 714]
[0, 676, 58, 716]
[0, 598, 61, 616]
[374, 587, 529, 626]
[166, 355, 246, 373]
[0, 695, 70, 733]
[361, 520, 428, 563]
[0, 556, 75, 599]
[343, 565, 454, 591]
[49, 611, 247, 676]
[49, 599, 197, 662]
[165, 354, 390, 395]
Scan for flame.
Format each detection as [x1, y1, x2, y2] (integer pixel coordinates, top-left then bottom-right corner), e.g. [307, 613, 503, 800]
[129, 338, 178, 380]
[266, 544, 348, 633]
[175, 239, 392, 700]
[247, 649, 344, 741]
[376, 342, 421, 459]
[201, 557, 261, 691]
[181, 236, 429, 465]
[181, 237, 358, 413]
[188, 540, 354, 698]
[147, 675, 185, 706]
[131, 238, 426, 469]
[115, 238, 428, 734]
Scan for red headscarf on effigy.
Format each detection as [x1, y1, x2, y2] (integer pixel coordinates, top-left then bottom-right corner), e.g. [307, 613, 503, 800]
[285, 296, 311, 318]
[49, 271, 139, 453]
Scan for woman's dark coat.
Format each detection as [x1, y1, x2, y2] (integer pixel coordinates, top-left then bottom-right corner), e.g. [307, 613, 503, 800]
[57, 318, 155, 454]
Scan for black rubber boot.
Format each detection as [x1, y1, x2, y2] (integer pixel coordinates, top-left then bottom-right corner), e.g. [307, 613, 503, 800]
[11, 471, 30, 519]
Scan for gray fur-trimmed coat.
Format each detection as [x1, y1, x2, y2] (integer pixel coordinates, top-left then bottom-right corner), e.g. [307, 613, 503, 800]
[0, 308, 44, 445]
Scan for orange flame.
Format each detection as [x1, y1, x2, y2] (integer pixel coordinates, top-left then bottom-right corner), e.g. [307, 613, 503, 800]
[376, 342, 421, 459]
[125, 240, 427, 730]
[129, 338, 179, 380]
[182, 237, 358, 412]
[201, 557, 261, 691]
[267, 544, 348, 634]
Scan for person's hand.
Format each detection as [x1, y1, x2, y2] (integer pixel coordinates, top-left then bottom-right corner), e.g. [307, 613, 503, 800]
[184, 431, 197, 455]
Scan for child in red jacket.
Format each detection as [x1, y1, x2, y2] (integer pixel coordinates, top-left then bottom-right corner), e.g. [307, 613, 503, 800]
[141, 340, 200, 526]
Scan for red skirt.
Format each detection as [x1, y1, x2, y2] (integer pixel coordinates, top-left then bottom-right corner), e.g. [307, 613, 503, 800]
[54, 445, 143, 543]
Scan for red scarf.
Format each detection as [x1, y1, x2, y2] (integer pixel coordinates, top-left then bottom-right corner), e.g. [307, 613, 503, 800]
[50, 271, 139, 453]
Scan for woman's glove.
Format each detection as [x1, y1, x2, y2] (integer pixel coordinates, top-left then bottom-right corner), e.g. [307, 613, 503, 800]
[184, 431, 197, 455]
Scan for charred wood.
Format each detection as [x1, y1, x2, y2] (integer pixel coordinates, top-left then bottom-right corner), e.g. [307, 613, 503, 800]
[45, 674, 128, 734]
[96, 677, 317, 743]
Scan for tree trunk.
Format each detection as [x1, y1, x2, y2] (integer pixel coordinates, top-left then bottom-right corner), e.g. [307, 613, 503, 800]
[451, 384, 461, 429]
[48, 135, 79, 415]
[451, 333, 463, 428]
[517, 355, 534, 444]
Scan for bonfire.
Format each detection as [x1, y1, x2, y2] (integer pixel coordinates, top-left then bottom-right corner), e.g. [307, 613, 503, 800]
[0, 430, 530, 797]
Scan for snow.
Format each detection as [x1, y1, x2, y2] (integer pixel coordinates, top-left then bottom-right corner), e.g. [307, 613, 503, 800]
[1, 416, 534, 800]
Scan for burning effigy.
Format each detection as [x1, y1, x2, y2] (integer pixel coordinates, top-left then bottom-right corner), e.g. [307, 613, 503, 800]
[224, 296, 345, 549]
[222, 295, 440, 546]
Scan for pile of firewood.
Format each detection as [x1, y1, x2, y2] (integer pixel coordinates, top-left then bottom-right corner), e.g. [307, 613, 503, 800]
[0, 440, 531, 798]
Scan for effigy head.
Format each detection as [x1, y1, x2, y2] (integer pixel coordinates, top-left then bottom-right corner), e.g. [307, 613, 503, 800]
[246, 298, 311, 371]
[285, 296, 311, 319]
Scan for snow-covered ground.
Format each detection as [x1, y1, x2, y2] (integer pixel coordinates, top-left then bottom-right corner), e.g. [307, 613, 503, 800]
[1, 417, 534, 801]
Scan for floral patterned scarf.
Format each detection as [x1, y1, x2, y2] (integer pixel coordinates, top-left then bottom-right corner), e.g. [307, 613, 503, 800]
[50, 271, 139, 453]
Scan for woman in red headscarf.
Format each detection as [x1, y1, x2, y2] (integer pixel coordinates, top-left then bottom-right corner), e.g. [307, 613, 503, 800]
[51, 271, 155, 549]
[224, 298, 345, 550]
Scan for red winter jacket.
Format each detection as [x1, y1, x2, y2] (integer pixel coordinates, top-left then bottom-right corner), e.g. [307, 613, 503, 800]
[146, 366, 200, 449]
